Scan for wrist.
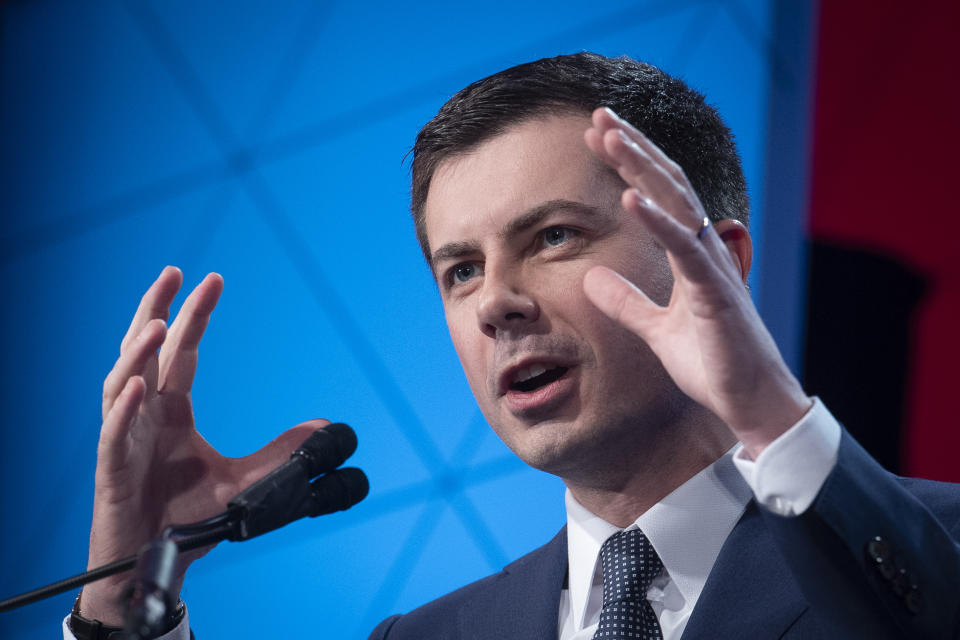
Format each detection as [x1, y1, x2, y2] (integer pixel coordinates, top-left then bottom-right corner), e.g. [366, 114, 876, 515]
[70, 590, 186, 640]
[77, 581, 127, 627]
[737, 389, 814, 460]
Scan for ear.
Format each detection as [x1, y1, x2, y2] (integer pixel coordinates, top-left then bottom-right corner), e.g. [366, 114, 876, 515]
[713, 219, 752, 284]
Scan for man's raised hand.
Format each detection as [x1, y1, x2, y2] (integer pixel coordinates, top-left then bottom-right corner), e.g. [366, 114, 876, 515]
[581, 107, 812, 458]
[82, 267, 321, 625]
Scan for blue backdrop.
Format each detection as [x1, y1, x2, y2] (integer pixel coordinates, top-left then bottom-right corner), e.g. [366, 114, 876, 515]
[0, 1, 810, 637]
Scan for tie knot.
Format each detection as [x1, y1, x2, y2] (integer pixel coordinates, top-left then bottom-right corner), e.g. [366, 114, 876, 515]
[599, 528, 663, 606]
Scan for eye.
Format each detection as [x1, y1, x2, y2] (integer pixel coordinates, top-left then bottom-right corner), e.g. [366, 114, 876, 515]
[542, 226, 579, 247]
[451, 261, 483, 285]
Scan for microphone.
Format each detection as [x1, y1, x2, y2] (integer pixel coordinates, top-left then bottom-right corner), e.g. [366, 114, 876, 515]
[226, 423, 369, 541]
[0, 425, 369, 616]
[122, 537, 178, 638]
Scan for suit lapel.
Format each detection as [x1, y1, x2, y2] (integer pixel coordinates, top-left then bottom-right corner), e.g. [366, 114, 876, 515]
[452, 504, 808, 639]
[681, 502, 807, 640]
[458, 527, 568, 640]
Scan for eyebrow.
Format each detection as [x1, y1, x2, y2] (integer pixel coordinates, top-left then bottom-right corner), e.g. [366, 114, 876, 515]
[429, 199, 609, 269]
[500, 199, 607, 238]
[430, 240, 481, 268]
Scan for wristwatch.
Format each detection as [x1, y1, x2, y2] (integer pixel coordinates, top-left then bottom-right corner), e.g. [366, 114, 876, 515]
[69, 591, 186, 640]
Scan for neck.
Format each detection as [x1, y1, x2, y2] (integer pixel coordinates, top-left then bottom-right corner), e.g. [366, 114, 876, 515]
[563, 407, 737, 528]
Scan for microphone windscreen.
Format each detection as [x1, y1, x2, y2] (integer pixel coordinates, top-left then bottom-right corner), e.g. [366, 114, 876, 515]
[294, 423, 358, 477]
[307, 467, 369, 516]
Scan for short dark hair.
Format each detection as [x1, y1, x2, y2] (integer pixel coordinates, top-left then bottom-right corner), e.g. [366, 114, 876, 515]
[410, 52, 749, 264]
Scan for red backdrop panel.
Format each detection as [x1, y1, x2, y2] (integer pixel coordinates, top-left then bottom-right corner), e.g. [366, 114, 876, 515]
[809, 1, 960, 480]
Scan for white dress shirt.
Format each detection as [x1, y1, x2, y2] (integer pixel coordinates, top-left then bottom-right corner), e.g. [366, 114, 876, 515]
[557, 398, 841, 640]
[64, 400, 841, 640]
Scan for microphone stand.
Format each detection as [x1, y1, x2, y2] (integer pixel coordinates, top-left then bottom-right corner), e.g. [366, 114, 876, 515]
[121, 533, 178, 640]
[0, 428, 368, 619]
[0, 511, 239, 614]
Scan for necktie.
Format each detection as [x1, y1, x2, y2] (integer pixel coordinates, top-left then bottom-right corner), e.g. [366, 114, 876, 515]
[593, 528, 664, 639]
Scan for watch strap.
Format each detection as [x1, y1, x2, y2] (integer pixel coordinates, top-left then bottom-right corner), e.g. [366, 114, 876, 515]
[69, 591, 186, 640]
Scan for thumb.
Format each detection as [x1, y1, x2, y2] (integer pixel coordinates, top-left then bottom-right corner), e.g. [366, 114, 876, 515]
[583, 266, 660, 338]
[234, 419, 332, 484]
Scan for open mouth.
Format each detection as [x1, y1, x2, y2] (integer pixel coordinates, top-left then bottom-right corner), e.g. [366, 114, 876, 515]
[509, 365, 569, 393]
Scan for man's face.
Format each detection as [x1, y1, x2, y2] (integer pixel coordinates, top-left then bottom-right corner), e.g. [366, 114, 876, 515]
[424, 115, 684, 479]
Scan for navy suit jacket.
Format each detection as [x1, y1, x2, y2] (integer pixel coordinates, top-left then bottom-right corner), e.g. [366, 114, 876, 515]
[369, 432, 960, 639]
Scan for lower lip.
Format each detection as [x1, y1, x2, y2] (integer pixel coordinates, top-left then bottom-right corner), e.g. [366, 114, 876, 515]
[503, 369, 576, 417]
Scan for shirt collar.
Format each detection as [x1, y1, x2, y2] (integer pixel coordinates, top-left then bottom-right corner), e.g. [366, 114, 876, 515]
[564, 446, 752, 630]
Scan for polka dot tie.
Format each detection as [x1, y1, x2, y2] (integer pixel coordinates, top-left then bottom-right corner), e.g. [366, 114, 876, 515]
[593, 528, 664, 640]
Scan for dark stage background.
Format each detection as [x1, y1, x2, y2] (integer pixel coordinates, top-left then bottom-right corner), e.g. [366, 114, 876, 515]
[1, 1, 955, 638]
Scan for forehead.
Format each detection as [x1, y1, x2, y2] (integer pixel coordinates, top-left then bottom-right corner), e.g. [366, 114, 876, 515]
[423, 115, 617, 252]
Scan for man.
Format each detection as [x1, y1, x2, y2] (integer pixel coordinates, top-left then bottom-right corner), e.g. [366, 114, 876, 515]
[66, 53, 960, 640]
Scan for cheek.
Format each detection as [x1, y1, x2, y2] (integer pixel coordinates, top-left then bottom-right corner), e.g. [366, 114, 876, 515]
[445, 310, 487, 387]
[559, 275, 658, 373]
[611, 243, 673, 306]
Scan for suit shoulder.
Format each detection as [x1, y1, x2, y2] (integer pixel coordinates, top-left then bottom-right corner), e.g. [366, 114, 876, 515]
[365, 570, 507, 640]
[367, 527, 567, 640]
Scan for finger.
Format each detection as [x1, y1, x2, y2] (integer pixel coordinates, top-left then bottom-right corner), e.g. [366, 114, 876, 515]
[585, 109, 705, 231]
[120, 266, 183, 354]
[102, 318, 167, 418]
[586, 108, 648, 173]
[592, 107, 685, 183]
[628, 187, 742, 280]
[601, 127, 702, 228]
[584, 122, 615, 165]
[623, 189, 728, 286]
[583, 266, 663, 338]
[158, 273, 224, 394]
[98, 376, 147, 475]
[585, 124, 675, 210]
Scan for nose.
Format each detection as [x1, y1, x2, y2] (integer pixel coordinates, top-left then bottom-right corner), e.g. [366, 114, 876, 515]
[476, 268, 539, 338]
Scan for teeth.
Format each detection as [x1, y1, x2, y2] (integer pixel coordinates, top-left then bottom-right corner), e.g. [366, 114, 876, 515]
[513, 364, 548, 383]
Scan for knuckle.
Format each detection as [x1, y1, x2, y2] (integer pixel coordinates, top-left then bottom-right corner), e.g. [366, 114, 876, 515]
[611, 287, 633, 324]
[103, 375, 116, 400]
[101, 395, 113, 421]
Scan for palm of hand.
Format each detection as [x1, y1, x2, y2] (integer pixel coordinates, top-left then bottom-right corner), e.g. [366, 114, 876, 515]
[582, 108, 810, 448]
[652, 260, 784, 428]
[83, 267, 319, 622]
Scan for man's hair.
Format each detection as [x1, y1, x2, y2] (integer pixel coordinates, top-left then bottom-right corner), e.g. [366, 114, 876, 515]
[409, 52, 749, 264]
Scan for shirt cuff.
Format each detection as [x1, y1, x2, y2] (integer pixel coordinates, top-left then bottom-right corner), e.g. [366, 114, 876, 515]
[62, 606, 191, 640]
[732, 397, 841, 516]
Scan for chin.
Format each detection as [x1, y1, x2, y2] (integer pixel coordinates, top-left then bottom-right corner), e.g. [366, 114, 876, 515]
[495, 417, 609, 478]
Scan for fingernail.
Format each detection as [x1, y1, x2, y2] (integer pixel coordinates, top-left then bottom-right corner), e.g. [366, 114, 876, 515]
[604, 106, 620, 120]
[617, 129, 632, 145]
[633, 189, 651, 207]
